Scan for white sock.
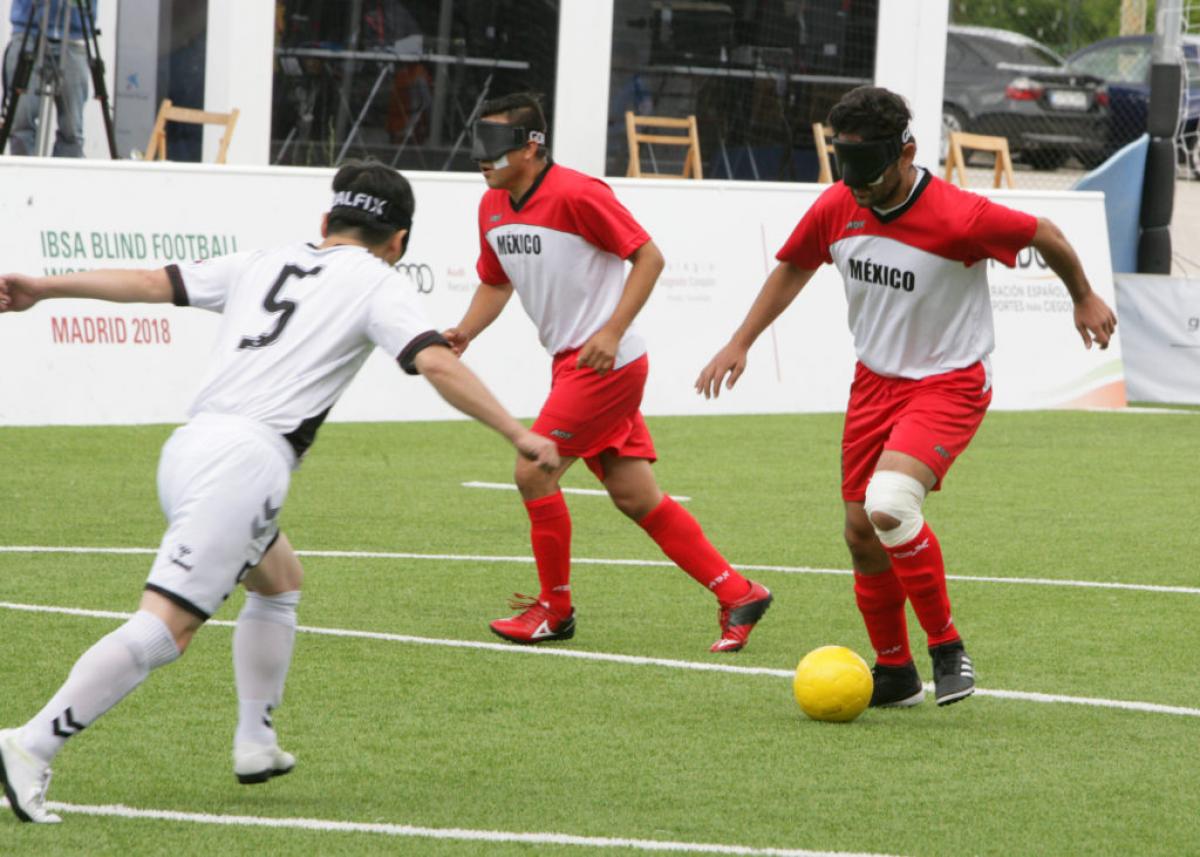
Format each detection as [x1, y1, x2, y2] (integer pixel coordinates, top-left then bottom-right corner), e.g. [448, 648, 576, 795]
[233, 590, 299, 748]
[20, 610, 180, 763]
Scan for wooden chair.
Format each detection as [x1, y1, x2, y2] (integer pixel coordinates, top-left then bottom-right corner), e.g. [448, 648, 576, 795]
[943, 132, 1015, 188]
[812, 122, 836, 183]
[625, 112, 703, 179]
[145, 99, 240, 164]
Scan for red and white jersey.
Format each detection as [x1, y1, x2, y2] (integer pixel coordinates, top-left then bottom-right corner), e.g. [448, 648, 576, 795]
[167, 242, 439, 457]
[476, 163, 651, 369]
[777, 170, 1038, 379]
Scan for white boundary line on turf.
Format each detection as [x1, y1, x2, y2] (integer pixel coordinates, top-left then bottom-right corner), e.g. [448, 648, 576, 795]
[0, 800, 897, 857]
[2, 544, 1197, 596]
[1100, 406, 1200, 415]
[463, 480, 692, 502]
[3, 600, 1198, 719]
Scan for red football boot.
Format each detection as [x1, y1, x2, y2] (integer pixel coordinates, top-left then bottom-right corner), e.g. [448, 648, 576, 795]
[489, 594, 576, 644]
[710, 581, 773, 653]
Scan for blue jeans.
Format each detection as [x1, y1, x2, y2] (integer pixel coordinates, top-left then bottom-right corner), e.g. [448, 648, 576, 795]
[3, 36, 89, 157]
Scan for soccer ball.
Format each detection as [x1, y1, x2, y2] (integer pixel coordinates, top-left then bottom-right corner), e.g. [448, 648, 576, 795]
[792, 645, 873, 722]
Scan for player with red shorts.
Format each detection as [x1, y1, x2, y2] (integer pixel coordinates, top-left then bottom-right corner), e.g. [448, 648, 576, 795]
[446, 92, 773, 652]
[697, 86, 1116, 706]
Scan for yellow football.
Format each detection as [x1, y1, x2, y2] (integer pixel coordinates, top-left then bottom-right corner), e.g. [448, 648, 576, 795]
[793, 645, 873, 722]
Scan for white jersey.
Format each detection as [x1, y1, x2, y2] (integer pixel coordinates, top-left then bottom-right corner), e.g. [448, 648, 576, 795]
[168, 242, 439, 458]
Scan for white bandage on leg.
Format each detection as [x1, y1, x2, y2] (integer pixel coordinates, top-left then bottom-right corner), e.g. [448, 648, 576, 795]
[863, 471, 927, 548]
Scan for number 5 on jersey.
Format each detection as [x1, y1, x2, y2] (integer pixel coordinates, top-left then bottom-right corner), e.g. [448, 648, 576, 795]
[238, 264, 323, 350]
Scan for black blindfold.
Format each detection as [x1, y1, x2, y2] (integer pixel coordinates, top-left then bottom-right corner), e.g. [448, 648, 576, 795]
[832, 128, 912, 189]
[471, 120, 546, 162]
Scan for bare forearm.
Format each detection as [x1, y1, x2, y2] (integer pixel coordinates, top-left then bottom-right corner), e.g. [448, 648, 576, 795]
[730, 263, 814, 348]
[1032, 218, 1093, 303]
[37, 268, 174, 304]
[457, 282, 513, 340]
[606, 240, 664, 336]
[415, 347, 526, 444]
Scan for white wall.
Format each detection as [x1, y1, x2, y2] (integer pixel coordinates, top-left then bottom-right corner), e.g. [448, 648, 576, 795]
[204, 0, 274, 164]
[874, 0, 949, 171]
[551, 0, 614, 175]
[0, 158, 1125, 426]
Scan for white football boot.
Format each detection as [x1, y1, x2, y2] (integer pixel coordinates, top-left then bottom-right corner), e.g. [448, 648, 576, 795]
[233, 743, 296, 785]
[0, 728, 62, 823]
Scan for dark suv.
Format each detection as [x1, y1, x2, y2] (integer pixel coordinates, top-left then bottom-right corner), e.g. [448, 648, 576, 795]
[943, 24, 1109, 169]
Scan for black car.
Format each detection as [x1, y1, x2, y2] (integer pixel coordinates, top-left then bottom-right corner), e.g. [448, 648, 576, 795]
[943, 24, 1110, 169]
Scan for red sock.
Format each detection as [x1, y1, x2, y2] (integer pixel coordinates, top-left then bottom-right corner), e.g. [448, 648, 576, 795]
[637, 495, 751, 603]
[883, 522, 959, 647]
[854, 568, 911, 665]
[525, 492, 572, 615]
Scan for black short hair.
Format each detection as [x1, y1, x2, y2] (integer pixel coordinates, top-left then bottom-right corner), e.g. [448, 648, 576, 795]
[828, 86, 911, 140]
[326, 161, 415, 248]
[480, 91, 548, 156]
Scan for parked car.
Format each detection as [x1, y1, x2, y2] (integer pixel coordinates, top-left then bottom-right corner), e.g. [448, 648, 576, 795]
[1067, 34, 1200, 176]
[943, 24, 1110, 170]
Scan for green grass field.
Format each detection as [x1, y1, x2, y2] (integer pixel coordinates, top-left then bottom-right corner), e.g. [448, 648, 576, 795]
[1, 410, 1197, 856]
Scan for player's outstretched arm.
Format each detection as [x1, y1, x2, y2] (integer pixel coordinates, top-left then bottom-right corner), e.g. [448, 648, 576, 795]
[413, 344, 560, 472]
[0, 268, 173, 313]
[1031, 217, 1117, 350]
[695, 261, 816, 399]
[577, 240, 665, 375]
[443, 281, 514, 356]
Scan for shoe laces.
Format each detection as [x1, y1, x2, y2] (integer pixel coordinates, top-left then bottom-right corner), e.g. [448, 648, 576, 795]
[32, 765, 53, 809]
[506, 593, 543, 613]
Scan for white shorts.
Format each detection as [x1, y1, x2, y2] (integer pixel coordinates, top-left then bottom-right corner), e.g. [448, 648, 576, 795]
[146, 413, 296, 619]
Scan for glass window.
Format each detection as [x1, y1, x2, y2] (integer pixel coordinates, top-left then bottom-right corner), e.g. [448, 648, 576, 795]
[271, 0, 559, 169]
[607, 0, 878, 181]
[969, 34, 1062, 69]
[1069, 43, 1150, 84]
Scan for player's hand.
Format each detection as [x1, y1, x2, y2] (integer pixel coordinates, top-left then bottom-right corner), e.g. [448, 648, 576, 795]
[577, 327, 620, 375]
[0, 273, 42, 313]
[1074, 293, 1117, 350]
[695, 342, 748, 399]
[442, 326, 472, 357]
[515, 430, 561, 473]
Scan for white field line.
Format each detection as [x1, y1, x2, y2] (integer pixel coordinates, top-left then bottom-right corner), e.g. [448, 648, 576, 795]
[0, 800, 897, 857]
[1, 544, 1197, 596]
[463, 481, 692, 502]
[2, 600, 1198, 719]
[1095, 406, 1200, 415]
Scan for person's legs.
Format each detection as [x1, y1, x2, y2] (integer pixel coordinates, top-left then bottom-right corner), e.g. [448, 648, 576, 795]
[232, 534, 304, 783]
[3, 40, 39, 155]
[0, 590, 191, 823]
[489, 453, 579, 643]
[602, 452, 770, 652]
[51, 42, 88, 157]
[868, 361, 991, 705]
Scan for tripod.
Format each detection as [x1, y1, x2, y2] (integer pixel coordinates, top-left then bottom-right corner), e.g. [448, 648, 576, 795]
[0, 0, 117, 158]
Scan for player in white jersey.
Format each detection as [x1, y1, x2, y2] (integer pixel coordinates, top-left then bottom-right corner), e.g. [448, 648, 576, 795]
[0, 162, 559, 824]
[445, 92, 773, 652]
[698, 87, 1116, 709]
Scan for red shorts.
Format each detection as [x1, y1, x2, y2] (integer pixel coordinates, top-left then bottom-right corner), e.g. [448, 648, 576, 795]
[531, 350, 657, 480]
[841, 360, 992, 502]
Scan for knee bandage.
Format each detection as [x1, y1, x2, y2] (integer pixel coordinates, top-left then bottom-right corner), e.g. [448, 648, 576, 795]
[863, 471, 927, 548]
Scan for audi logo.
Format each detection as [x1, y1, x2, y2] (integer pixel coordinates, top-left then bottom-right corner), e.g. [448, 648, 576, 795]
[394, 263, 435, 294]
